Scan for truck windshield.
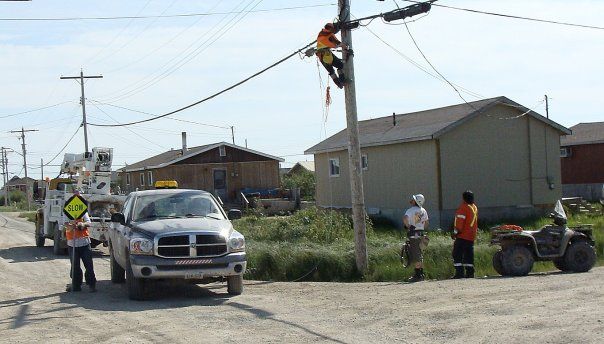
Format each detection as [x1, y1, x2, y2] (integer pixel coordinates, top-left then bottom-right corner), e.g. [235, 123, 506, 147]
[133, 192, 225, 221]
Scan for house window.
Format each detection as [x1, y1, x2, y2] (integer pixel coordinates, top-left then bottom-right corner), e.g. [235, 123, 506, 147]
[140, 173, 145, 186]
[219, 145, 226, 157]
[147, 171, 153, 186]
[329, 158, 340, 177]
[126, 173, 131, 185]
[361, 154, 368, 170]
[560, 147, 571, 158]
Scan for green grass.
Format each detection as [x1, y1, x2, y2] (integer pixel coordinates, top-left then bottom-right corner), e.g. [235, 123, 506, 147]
[235, 206, 604, 282]
[18, 211, 37, 223]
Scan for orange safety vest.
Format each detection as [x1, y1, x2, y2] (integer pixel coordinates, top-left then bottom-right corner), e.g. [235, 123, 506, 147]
[65, 219, 90, 241]
[454, 202, 478, 242]
[316, 29, 340, 64]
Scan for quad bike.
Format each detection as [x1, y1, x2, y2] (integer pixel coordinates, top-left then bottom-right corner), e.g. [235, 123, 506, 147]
[491, 200, 597, 276]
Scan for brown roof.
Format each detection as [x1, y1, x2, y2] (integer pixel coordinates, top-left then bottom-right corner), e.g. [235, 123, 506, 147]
[305, 96, 570, 154]
[561, 122, 604, 146]
[122, 142, 283, 172]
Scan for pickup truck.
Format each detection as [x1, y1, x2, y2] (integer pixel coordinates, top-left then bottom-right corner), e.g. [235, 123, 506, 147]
[108, 188, 246, 300]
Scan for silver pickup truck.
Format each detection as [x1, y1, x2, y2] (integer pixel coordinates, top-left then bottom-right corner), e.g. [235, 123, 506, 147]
[108, 188, 246, 300]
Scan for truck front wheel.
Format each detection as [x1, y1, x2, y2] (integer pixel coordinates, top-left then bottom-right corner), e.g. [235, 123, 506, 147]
[227, 275, 243, 295]
[110, 244, 125, 283]
[126, 259, 149, 300]
[35, 220, 45, 247]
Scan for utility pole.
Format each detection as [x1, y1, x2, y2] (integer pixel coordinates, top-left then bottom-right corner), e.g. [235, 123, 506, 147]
[230, 126, 235, 145]
[61, 70, 103, 153]
[1, 147, 7, 206]
[339, 0, 368, 273]
[544, 94, 549, 119]
[9, 127, 38, 210]
[41, 158, 44, 181]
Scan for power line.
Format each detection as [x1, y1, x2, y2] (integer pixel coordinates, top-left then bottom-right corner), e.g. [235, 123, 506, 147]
[88, 39, 317, 127]
[402, 0, 604, 31]
[0, 3, 336, 21]
[43, 126, 80, 166]
[100, 0, 263, 103]
[0, 101, 73, 119]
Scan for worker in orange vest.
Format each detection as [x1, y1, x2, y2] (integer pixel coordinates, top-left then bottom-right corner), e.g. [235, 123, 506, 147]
[64, 192, 97, 292]
[316, 23, 348, 89]
[451, 190, 479, 279]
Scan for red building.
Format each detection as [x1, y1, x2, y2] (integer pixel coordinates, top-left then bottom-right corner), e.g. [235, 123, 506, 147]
[561, 122, 604, 201]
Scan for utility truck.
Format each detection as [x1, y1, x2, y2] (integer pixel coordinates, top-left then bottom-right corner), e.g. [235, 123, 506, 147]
[34, 148, 126, 255]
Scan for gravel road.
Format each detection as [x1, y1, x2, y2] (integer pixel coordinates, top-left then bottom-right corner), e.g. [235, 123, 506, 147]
[1, 212, 602, 343]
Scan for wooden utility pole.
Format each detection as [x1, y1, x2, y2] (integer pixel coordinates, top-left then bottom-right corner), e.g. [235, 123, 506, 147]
[230, 126, 235, 145]
[9, 127, 38, 210]
[339, 0, 368, 273]
[1, 147, 7, 206]
[61, 70, 103, 153]
[544, 94, 549, 119]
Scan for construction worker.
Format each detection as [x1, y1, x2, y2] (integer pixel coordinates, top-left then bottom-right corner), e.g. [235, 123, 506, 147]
[316, 22, 348, 89]
[65, 191, 97, 292]
[403, 194, 429, 282]
[451, 190, 479, 279]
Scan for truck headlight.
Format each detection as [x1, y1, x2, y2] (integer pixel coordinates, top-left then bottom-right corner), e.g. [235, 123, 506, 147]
[130, 238, 153, 255]
[228, 235, 245, 252]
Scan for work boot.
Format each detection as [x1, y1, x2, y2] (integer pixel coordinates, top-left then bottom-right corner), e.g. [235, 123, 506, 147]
[465, 266, 475, 279]
[407, 268, 425, 283]
[330, 73, 343, 89]
[452, 266, 464, 279]
[337, 69, 347, 85]
[89, 284, 97, 293]
[66, 284, 82, 292]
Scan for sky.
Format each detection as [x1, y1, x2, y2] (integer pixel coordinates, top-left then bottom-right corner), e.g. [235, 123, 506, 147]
[0, 0, 603, 181]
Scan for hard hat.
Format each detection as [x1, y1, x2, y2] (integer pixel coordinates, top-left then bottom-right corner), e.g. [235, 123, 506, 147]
[412, 194, 425, 207]
[324, 22, 339, 33]
[462, 190, 474, 204]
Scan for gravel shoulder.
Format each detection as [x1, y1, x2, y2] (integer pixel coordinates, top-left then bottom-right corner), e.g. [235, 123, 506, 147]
[0, 212, 602, 343]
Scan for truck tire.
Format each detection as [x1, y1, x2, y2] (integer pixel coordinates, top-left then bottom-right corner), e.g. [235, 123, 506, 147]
[227, 275, 243, 295]
[110, 244, 125, 283]
[501, 246, 534, 276]
[53, 223, 67, 256]
[492, 250, 506, 276]
[126, 259, 148, 300]
[35, 220, 45, 248]
[553, 258, 570, 272]
[564, 241, 596, 273]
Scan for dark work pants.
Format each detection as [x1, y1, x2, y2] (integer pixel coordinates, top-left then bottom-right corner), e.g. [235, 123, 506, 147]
[453, 238, 474, 277]
[68, 244, 97, 289]
[320, 54, 344, 75]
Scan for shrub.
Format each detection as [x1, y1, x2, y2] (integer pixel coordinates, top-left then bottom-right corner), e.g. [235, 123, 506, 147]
[282, 170, 315, 201]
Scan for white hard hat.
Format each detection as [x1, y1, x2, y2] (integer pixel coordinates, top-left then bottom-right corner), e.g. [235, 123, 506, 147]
[412, 194, 425, 207]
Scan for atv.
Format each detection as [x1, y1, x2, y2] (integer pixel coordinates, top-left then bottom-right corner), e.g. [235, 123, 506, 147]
[491, 200, 597, 276]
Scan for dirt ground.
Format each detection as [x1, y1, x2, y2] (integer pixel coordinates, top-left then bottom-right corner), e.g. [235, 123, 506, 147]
[0, 212, 602, 344]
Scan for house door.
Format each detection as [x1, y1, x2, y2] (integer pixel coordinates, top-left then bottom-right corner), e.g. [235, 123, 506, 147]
[213, 169, 227, 201]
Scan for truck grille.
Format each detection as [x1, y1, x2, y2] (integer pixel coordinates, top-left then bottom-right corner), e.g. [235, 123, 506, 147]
[156, 234, 227, 258]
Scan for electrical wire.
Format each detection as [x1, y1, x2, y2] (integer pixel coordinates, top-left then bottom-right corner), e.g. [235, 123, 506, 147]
[0, 3, 336, 21]
[0, 101, 73, 119]
[89, 100, 231, 129]
[96, 0, 254, 102]
[88, 39, 317, 127]
[402, 0, 604, 31]
[43, 126, 81, 166]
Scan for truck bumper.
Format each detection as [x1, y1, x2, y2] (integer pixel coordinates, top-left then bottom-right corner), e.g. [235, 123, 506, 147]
[129, 252, 246, 279]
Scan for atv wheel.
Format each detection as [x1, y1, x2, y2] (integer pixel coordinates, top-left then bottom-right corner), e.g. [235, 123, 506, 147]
[564, 241, 596, 273]
[492, 250, 506, 276]
[553, 258, 570, 272]
[501, 246, 534, 276]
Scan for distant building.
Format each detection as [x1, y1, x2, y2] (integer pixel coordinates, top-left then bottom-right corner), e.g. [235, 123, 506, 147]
[305, 96, 570, 228]
[561, 122, 604, 201]
[286, 161, 315, 176]
[2, 176, 35, 194]
[118, 139, 283, 202]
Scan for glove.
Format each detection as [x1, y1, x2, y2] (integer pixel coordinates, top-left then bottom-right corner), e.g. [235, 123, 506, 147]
[450, 229, 458, 240]
[76, 222, 86, 230]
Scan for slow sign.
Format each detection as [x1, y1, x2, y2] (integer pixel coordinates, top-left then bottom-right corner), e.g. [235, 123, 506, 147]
[63, 194, 88, 220]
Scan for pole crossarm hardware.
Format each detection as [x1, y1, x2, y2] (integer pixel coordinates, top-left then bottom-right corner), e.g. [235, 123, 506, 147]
[60, 70, 103, 153]
[337, 0, 432, 30]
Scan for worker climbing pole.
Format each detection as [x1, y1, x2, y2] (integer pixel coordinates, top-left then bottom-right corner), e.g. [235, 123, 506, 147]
[315, 22, 349, 89]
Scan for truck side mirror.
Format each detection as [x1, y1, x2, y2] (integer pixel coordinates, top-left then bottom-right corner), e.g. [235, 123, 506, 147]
[227, 209, 242, 220]
[111, 213, 126, 225]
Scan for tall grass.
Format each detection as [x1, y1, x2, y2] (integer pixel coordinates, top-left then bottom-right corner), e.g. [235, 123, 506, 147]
[237, 206, 603, 282]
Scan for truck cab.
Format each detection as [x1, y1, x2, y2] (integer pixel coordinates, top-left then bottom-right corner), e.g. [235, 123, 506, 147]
[107, 187, 246, 300]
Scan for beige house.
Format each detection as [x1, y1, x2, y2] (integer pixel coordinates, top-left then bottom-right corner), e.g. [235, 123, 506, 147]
[305, 96, 571, 228]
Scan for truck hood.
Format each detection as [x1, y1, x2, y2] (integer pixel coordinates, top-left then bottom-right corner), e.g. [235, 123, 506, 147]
[131, 217, 233, 237]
